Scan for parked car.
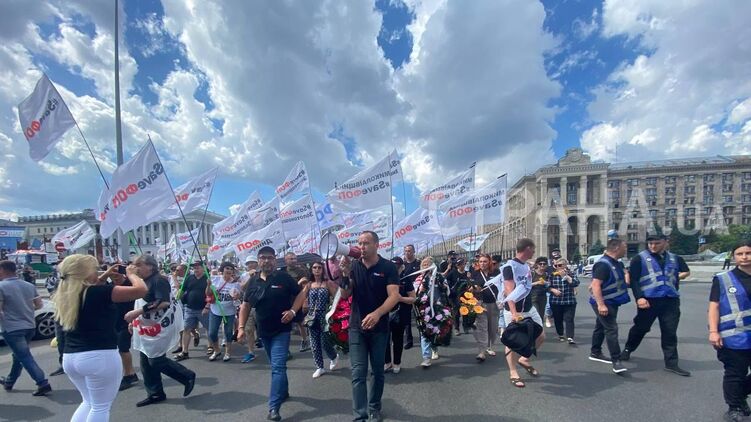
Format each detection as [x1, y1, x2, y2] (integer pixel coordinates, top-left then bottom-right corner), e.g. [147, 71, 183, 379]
[582, 254, 604, 277]
[0, 299, 56, 344]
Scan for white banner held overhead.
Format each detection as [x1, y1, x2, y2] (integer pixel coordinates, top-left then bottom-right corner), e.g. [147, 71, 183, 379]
[97, 187, 117, 239]
[439, 174, 507, 232]
[420, 164, 475, 210]
[316, 202, 341, 230]
[18, 74, 76, 161]
[100, 140, 174, 233]
[157, 167, 218, 220]
[456, 233, 491, 252]
[289, 231, 320, 255]
[326, 150, 401, 212]
[230, 221, 286, 261]
[211, 192, 265, 242]
[51, 220, 95, 250]
[276, 161, 309, 203]
[393, 207, 442, 249]
[280, 195, 317, 238]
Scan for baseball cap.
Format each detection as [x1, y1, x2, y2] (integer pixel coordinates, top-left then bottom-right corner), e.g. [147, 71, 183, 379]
[244, 256, 258, 264]
[646, 233, 667, 241]
[257, 246, 276, 256]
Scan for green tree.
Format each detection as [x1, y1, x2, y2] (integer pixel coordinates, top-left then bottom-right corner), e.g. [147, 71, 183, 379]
[706, 224, 751, 253]
[571, 249, 582, 264]
[668, 223, 699, 255]
[588, 239, 605, 256]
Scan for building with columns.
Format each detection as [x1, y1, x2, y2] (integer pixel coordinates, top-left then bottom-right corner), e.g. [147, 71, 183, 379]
[19, 208, 225, 260]
[478, 148, 751, 260]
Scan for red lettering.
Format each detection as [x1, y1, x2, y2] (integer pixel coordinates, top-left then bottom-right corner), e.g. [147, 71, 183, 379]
[25, 127, 35, 138]
[31, 120, 40, 131]
[126, 184, 138, 195]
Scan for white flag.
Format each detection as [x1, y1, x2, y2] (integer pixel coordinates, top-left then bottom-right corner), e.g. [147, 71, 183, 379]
[230, 221, 286, 261]
[157, 167, 218, 220]
[393, 207, 442, 249]
[213, 197, 280, 244]
[175, 226, 202, 260]
[326, 150, 401, 212]
[439, 174, 507, 232]
[316, 202, 342, 230]
[289, 231, 320, 255]
[456, 233, 491, 252]
[211, 192, 264, 241]
[97, 186, 117, 239]
[276, 161, 309, 203]
[103, 141, 175, 233]
[420, 163, 475, 211]
[51, 220, 95, 250]
[18, 74, 76, 161]
[280, 195, 317, 239]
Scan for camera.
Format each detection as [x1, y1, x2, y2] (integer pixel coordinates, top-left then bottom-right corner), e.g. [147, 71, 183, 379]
[117, 265, 127, 275]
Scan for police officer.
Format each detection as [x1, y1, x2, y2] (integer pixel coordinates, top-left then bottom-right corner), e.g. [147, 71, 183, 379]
[621, 233, 691, 376]
[709, 240, 751, 421]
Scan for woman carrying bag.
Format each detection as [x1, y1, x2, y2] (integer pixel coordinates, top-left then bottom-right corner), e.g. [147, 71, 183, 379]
[301, 261, 340, 378]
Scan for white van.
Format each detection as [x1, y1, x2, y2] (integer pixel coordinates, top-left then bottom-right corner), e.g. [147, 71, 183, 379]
[583, 254, 604, 276]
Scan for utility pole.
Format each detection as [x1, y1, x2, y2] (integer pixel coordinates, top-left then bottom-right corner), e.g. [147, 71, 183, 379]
[114, 0, 128, 261]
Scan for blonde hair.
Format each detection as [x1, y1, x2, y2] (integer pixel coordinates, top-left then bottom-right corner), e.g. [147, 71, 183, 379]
[555, 258, 569, 266]
[420, 256, 434, 269]
[54, 255, 99, 331]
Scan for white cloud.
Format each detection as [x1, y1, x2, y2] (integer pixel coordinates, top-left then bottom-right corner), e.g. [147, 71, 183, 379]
[572, 8, 600, 40]
[582, 0, 751, 162]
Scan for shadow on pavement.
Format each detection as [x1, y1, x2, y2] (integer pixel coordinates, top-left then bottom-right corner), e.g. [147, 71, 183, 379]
[0, 404, 55, 421]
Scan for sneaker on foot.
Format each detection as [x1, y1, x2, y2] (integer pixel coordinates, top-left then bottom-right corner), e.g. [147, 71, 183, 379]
[567, 338, 576, 345]
[329, 356, 340, 371]
[50, 367, 65, 376]
[209, 351, 220, 361]
[267, 409, 281, 421]
[558, 336, 566, 342]
[369, 410, 383, 422]
[620, 349, 631, 361]
[32, 384, 52, 396]
[664, 366, 691, 377]
[588, 352, 611, 364]
[545, 318, 552, 328]
[119, 374, 139, 391]
[724, 408, 748, 422]
[612, 360, 628, 374]
[222, 353, 231, 362]
[431, 350, 440, 360]
[242, 352, 256, 363]
[312, 368, 325, 378]
[0, 377, 12, 391]
[476, 352, 486, 362]
[392, 365, 401, 374]
[420, 358, 432, 368]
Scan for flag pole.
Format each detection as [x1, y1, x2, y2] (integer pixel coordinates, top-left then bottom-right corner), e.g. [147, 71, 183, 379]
[114, 0, 127, 262]
[388, 166, 395, 259]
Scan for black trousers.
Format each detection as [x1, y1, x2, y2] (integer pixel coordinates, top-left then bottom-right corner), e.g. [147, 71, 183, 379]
[403, 314, 413, 344]
[624, 297, 681, 367]
[551, 304, 576, 339]
[531, 293, 547, 322]
[717, 348, 751, 409]
[385, 321, 407, 365]
[139, 352, 194, 397]
[591, 303, 621, 360]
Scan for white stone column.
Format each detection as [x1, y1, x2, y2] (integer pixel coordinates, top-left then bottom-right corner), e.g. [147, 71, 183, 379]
[140, 226, 146, 245]
[580, 175, 588, 206]
[560, 177, 568, 206]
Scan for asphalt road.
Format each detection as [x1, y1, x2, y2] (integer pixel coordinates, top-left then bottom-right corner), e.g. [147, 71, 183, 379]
[0, 274, 729, 421]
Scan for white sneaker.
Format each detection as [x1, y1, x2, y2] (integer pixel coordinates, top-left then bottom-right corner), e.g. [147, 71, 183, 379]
[312, 368, 325, 378]
[392, 365, 401, 374]
[431, 350, 439, 360]
[420, 358, 432, 368]
[329, 356, 340, 371]
[545, 318, 552, 328]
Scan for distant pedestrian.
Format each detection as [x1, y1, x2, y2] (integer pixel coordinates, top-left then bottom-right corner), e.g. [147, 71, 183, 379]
[0, 260, 51, 396]
[723, 255, 732, 270]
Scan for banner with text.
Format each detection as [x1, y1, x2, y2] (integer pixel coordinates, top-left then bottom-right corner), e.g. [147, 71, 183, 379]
[276, 161, 310, 204]
[157, 167, 218, 220]
[420, 163, 475, 210]
[18, 74, 76, 161]
[280, 195, 317, 239]
[326, 150, 401, 212]
[438, 175, 507, 232]
[231, 220, 286, 261]
[51, 220, 95, 250]
[393, 207, 442, 249]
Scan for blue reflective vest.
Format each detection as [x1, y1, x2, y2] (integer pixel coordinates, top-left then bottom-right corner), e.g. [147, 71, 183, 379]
[717, 271, 751, 350]
[637, 250, 679, 298]
[589, 257, 630, 306]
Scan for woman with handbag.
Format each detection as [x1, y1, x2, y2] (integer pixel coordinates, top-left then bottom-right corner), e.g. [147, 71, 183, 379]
[204, 262, 241, 362]
[301, 261, 339, 378]
[384, 257, 416, 374]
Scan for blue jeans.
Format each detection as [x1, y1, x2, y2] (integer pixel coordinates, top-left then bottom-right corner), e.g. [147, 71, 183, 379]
[420, 335, 432, 359]
[261, 331, 291, 412]
[350, 330, 388, 421]
[2, 329, 48, 387]
[208, 313, 235, 345]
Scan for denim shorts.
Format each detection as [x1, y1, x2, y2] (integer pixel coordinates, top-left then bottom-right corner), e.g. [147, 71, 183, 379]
[183, 307, 208, 330]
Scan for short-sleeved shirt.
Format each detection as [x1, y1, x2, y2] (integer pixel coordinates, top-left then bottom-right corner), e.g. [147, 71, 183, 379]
[0, 277, 38, 333]
[243, 271, 301, 338]
[181, 274, 208, 311]
[710, 268, 751, 302]
[64, 284, 118, 353]
[209, 276, 241, 317]
[143, 272, 171, 304]
[395, 272, 415, 322]
[502, 259, 534, 312]
[349, 256, 399, 333]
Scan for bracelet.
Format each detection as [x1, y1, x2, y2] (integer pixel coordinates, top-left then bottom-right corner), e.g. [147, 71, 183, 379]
[239, 325, 245, 329]
[289, 309, 297, 316]
[709, 330, 718, 333]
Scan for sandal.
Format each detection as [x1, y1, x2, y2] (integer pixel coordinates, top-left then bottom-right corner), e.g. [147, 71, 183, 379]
[510, 377, 525, 388]
[519, 362, 539, 377]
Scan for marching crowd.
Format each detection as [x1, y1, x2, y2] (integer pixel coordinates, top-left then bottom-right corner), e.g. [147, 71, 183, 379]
[2, 232, 751, 421]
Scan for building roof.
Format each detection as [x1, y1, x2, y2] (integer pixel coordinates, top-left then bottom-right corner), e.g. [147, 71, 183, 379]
[608, 155, 741, 171]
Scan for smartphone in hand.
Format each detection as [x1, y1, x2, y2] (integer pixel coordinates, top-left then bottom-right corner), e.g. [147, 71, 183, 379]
[117, 265, 127, 275]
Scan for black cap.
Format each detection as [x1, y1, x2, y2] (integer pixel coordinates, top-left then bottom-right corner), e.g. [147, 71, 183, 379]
[257, 246, 276, 256]
[447, 250, 457, 256]
[191, 261, 204, 267]
[391, 257, 404, 266]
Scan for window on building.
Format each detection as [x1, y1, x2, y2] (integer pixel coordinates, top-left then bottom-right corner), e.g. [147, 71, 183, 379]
[744, 172, 751, 181]
[704, 195, 714, 204]
[703, 206, 714, 215]
[742, 183, 751, 193]
[667, 198, 676, 205]
[685, 219, 695, 229]
[723, 183, 734, 193]
[726, 217, 734, 225]
[613, 212, 622, 222]
[628, 179, 639, 186]
[628, 233, 638, 241]
[704, 185, 715, 194]
[665, 187, 676, 196]
[723, 173, 734, 182]
[667, 208, 677, 217]
[686, 208, 696, 216]
[646, 188, 657, 196]
[608, 180, 621, 189]
[684, 185, 696, 195]
[649, 209, 658, 219]
[686, 174, 696, 183]
[37, 228, 41, 234]
[684, 196, 695, 205]
[646, 177, 657, 186]
[704, 174, 715, 183]
[743, 194, 751, 203]
[665, 176, 676, 185]
[725, 195, 734, 203]
[628, 222, 638, 230]
[724, 206, 735, 215]
[744, 217, 751, 225]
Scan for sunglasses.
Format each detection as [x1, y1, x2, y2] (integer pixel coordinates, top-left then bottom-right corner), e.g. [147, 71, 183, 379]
[555, 264, 566, 267]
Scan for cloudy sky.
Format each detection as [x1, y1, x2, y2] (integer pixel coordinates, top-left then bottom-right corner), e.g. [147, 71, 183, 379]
[0, 0, 749, 221]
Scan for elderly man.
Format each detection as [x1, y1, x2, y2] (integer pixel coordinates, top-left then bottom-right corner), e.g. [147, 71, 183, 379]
[125, 255, 195, 407]
[0, 260, 51, 395]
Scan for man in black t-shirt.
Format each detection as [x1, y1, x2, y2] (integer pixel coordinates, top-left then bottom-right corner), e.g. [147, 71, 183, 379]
[174, 262, 208, 361]
[125, 255, 195, 408]
[339, 231, 400, 422]
[237, 246, 306, 422]
[401, 245, 420, 348]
